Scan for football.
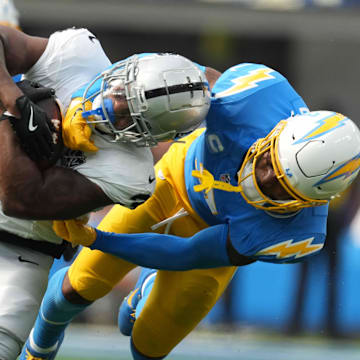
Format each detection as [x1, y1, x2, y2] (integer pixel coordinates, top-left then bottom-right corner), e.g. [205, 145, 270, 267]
[35, 96, 64, 170]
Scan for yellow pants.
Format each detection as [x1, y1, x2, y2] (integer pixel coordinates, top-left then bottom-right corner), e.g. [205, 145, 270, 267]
[68, 131, 237, 357]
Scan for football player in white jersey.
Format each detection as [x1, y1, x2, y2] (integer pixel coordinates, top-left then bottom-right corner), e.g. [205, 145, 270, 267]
[0, 25, 212, 359]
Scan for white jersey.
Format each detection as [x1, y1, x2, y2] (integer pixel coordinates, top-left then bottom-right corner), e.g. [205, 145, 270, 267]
[25, 27, 111, 110]
[0, 28, 156, 244]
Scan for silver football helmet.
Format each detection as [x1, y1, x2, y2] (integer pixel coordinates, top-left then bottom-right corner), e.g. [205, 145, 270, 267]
[81, 53, 211, 147]
[238, 111, 360, 213]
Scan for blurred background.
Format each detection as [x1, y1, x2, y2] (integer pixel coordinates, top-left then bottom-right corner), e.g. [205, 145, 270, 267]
[11, 0, 360, 358]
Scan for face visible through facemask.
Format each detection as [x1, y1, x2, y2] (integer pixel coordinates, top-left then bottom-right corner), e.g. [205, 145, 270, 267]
[91, 81, 134, 134]
[241, 150, 292, 204]
[255, 150, 291, 201]
[109, 93, 133, 131]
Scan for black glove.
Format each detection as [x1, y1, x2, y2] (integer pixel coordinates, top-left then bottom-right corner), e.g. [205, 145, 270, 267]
[16, 80, 55, 103]
[4, 81, 57, 162]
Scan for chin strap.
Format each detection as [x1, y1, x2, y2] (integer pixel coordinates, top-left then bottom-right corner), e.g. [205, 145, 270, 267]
[192, 165, 242, 194]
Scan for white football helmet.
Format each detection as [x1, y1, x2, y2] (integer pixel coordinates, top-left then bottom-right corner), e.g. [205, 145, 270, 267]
[81, 53, 210, 147]
[238, 111, 360, 213]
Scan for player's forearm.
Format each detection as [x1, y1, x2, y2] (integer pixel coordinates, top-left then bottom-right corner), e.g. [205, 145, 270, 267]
[0, 27, 47, 116]
[0, 28, 23, 116]
[0, 65, 22, 117]
[0, 120, 46, 217]
[0, 120, 111, 220]
[90, 224, 231, 270]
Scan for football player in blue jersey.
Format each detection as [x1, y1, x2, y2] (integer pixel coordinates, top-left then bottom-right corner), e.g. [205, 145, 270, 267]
[22, 63, 360, 360]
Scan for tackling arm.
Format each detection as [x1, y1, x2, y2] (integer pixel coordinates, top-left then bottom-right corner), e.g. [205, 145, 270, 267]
[55, 220, 231, 270]
[53, 219, 255, 270]
[92, 225, 231, 270]
[0, 119, 112, 220]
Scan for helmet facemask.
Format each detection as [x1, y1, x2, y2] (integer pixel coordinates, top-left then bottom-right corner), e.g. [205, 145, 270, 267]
[238, 120, 328, 214]
[81, 57, 153, 145]
[238, 111, 360, 213]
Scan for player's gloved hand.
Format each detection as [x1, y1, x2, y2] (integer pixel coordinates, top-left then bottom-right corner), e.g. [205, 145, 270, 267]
[62, 97, 98, 152]
[8, 96, 57, 161]
[53, 219, 97, 247]
[2, 80, 57, 162]
[16, 80, 55, 103]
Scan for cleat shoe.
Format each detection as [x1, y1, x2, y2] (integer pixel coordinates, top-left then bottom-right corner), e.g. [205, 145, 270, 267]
[118, 287, 141, 336]
[118, 269, 157, 336]
[19, 331, 64, 360]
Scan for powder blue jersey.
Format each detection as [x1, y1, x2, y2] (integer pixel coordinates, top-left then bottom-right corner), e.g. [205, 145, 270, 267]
[185, 63, 328, 264]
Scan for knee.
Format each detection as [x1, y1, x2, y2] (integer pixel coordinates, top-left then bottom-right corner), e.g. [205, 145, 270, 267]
[61, 270, 93, 305]
[66, 269, 115, 302]
[172, 275, 219, 324]
[0, 330, 22, 360]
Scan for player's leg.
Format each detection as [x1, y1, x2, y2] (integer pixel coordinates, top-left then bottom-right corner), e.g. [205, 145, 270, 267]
[67, 174, 181, 352]
[21, 187, 174, 360]
[120, 148, 230, 358]
[20, 244, 136, 359]
[131, 266, 237, 359]
[21, 213, 139, 359]
[0, 241, 53, 360]
[117, 163, 202, 338]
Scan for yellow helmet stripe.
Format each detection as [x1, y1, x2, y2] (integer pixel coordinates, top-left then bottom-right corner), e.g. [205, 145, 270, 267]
[315, 153, 360, 185]
[294, 113, 346, 144]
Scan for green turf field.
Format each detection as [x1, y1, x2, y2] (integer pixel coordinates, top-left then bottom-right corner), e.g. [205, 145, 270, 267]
[54, 324, 360, 360]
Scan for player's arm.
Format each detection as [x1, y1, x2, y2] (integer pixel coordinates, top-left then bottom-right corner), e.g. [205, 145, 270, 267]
[53, 219, 255, 270]
[0, 119, 112, 220]
[0, 25, 47, 115]
[0, 26, 57, 161]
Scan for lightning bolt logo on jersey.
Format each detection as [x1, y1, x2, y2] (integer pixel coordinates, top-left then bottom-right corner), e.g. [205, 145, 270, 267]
[182, 63, 327, 264]
[256, 238, 323, 261]
[215, 66, 275, 98]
